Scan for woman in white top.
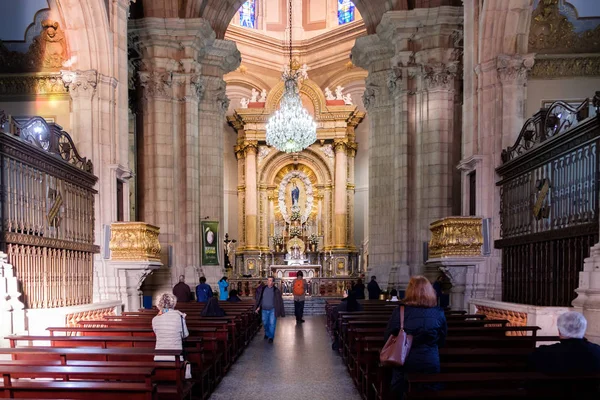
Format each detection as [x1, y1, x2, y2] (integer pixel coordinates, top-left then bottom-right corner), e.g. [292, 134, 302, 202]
[387, 288, 399, 302]
[152, 293, 189, 361]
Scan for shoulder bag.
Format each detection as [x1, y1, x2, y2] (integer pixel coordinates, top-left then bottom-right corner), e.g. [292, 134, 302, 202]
[379, 306, 413, 367]
[180, 316, 192, 379]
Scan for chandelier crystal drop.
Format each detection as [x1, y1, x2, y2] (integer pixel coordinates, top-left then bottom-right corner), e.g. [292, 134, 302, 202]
[265, 0, 317, 153]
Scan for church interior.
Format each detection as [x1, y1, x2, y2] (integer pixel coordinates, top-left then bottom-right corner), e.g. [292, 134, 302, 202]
[1, 0, 600, 398]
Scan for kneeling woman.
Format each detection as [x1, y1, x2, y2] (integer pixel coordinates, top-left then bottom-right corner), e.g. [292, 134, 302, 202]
[384, 276, 447, 398]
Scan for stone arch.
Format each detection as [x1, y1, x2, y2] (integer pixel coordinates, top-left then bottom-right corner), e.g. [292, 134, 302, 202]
[225, 73, 272, 92]
[265, 78, 327, 119]
[259, 147, 332, 187]
[479, 0, 535, 61]
[322, 70, 369, 92]
[52, 0, 113, 75]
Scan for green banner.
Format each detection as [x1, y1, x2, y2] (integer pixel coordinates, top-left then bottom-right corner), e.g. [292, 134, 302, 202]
[201, 221, 220, 265]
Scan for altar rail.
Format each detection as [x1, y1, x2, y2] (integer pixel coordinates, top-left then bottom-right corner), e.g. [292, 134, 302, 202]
[0, 113, 99, 309]
[229, 277, 356, 297]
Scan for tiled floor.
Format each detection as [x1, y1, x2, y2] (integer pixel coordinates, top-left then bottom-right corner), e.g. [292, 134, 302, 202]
[209, 315, 362, 400]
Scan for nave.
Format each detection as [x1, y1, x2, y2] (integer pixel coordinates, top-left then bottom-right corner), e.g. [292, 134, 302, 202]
[210, 316, 361, 400]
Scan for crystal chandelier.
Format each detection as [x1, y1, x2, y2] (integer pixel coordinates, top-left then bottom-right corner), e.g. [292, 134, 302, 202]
[265, 0, 317, 153]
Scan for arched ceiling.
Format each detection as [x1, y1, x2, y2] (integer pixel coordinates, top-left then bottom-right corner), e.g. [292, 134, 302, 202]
[138, 0, 462, 39]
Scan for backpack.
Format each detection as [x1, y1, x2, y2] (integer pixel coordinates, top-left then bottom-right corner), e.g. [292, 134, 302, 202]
[293, 279, 305, 296]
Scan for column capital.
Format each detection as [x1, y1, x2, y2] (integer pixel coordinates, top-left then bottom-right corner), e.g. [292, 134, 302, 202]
[200, 76, 230, 113]
[61, 70, 98, 97]
[138, 71, 173, 100]
[333, 139, 358, 156]
[422, 62, 459, 91]
[496, 54, 535, 85]
[235, 140, 258, 157]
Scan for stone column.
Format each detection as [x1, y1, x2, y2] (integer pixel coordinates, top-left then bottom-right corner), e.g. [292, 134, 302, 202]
[129, 18, 240, 293]
[242, 141, 259, 250]
[333, 140, 349, 248]
[61, 70, 98, 161]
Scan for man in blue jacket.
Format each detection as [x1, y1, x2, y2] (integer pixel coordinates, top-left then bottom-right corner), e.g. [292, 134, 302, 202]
[195, 276, 213, 302]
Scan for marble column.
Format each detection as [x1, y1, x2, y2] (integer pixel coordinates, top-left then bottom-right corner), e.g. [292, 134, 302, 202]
[243, 141, 259, 250]
[334, 140, 349, 248]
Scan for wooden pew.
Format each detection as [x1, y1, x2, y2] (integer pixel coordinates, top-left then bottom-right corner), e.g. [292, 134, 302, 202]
[0, 380, 156, 400]
[0, 347, 191, 400]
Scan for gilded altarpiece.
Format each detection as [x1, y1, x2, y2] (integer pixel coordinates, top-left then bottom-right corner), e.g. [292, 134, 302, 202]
[228, 79, 364, 281]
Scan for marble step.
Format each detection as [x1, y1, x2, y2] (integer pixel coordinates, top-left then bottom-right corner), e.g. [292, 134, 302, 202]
[283, 298, 328, 315]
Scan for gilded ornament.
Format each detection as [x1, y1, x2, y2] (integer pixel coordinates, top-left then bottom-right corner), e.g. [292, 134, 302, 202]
[428, 217, 483, 258]
[109, 222, 162, 261]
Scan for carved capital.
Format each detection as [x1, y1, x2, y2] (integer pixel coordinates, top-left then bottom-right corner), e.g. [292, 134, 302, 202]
[138, 71, 173, 100]
[190, 73, 205, 101]
[496, 54, 535, 85]
[387, 67, 403, 93]
[235, 140, 258, 158]
[61, 70, 98, 97]
[423, 62, 458, 91]
[200, 77, 229, 113]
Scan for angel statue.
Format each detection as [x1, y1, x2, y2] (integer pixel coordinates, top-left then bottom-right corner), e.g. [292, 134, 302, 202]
[343, 93, 353, 105]
[240, 98, 249, 108]
[299, 63, 309, 80]
[259, 89, 267, 102]
[250, 88, 259, 102]
[324, 87, 335, 101]
[335, 86, 345, 100]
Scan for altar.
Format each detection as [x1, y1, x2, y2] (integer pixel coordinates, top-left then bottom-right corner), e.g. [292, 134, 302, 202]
[270, 265, 322, 279]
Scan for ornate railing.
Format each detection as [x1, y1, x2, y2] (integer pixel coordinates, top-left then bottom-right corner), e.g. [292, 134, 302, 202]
[0, 113, 98, 308]
[501, 95, 596, 163]
[109, 222, 161, 262]
[428, 217, 483, 258]
[496, 92, 600, 306]
[229, 277, 356, 298]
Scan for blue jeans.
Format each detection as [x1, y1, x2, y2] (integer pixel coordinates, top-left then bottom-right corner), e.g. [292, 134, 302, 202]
[261, 309, 277, 339]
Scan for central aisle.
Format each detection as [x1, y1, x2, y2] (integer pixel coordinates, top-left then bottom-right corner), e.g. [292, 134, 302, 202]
[209, 316, 362, 400]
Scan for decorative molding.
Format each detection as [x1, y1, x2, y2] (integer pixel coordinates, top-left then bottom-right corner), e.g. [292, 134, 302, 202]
[109, 222, 162, 262]
[428, 217, 484, 258]
[529, 0, 600, 54]
[530, 56, 600, 78]
[0, 73, 68, 96]
[474, 305, 528, 336]
[4, 232, 99, 253]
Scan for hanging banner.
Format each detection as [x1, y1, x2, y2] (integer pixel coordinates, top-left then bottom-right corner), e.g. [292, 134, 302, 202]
[201, 221, 220, 265]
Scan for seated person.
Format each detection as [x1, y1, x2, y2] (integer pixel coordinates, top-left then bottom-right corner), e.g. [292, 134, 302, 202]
[201, 297, 226, 317]
[387, 289, 399, 302]
[331, 290, 363, 351]
[529, 311, 600, 374]
[228, 289, 242, 302]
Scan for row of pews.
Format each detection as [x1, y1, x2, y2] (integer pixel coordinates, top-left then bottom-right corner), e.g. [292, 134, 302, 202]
[326, 300, 600, 400]
[1, 300, 260, 399]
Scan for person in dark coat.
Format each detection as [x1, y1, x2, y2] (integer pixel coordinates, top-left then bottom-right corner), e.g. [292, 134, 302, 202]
[227, 289, 242, 302]
[528, 311, 600, 398]
[172, 275, 192, 303]
[255, 276, 285, 343]
[201, 297, 226, 317]
[529, 311, 600, 373]
[384, 275, 447, 399]
[353, 278, 366, 299]
[367, 275, 381, 300]
[332, 290, 363, 351]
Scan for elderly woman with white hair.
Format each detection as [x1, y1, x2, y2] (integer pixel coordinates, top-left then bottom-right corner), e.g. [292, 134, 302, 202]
[529, 311, 600, 374]
[152, 292, 189, 361]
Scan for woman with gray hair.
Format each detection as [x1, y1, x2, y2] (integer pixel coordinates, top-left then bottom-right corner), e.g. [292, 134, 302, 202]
[152, 292, 189, 361]
[529, 311, 600, 374]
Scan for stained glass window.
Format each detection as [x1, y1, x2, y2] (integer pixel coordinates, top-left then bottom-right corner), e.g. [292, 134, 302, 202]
[338, 0, 355, 25]
[239, 0, 256, 28]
